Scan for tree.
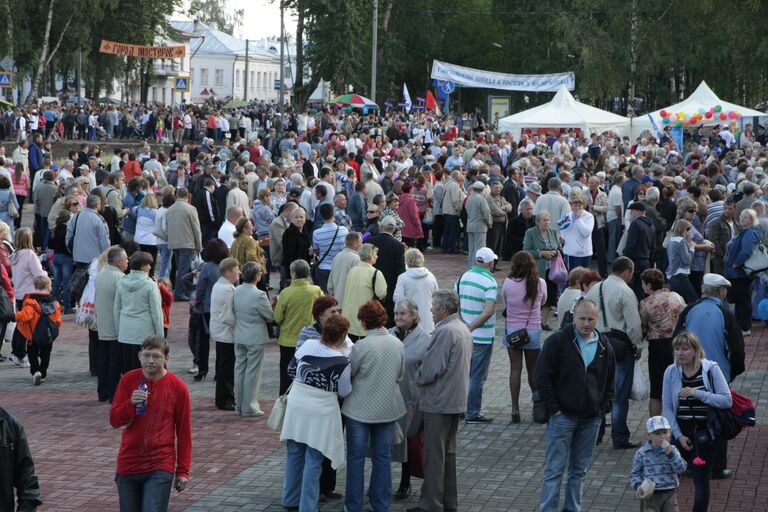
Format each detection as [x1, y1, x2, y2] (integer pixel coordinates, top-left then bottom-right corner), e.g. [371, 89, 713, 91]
[188, 0, 244, 35]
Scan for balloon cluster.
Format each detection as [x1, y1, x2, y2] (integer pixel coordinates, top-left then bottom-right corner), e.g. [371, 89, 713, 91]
[659, 105, 741, 127]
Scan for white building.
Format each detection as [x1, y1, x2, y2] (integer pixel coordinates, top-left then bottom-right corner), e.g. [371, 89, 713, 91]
[170, 20, 286, 103]
[125, 28, 193, 105]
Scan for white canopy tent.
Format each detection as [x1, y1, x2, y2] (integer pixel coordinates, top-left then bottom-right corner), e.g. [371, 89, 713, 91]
[630, 81, 766, 139]
[497, 85, 631, 140]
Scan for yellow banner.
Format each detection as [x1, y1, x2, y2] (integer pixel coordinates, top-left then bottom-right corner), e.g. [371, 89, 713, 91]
[99, 39, 185, 59]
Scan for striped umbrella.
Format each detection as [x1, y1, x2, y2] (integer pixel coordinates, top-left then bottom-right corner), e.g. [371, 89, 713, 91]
[329, 93, 378, 108]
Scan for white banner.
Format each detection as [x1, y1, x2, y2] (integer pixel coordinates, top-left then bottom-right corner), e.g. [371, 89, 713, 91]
[430, 60, 575, 92]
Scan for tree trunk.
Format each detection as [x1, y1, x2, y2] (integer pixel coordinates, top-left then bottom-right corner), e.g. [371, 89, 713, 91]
[291, 1, 305, 109]
[27, 0, 57, 103]
[375, 0, 394, 67]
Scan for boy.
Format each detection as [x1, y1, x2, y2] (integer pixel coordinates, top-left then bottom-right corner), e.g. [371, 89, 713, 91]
[629, 416, 688, 511]
[15, 275, 62, 385]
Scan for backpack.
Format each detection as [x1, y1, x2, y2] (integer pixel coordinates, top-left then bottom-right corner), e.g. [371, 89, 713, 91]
[32, 298, 60, 346]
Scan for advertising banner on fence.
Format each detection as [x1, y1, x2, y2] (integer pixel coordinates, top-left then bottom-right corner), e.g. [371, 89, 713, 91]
[99, 40, 186, 59]
[431, 60, 574, 92]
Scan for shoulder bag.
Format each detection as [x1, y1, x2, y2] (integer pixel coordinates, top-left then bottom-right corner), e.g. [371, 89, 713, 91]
[7, 195, 18, 219]
[744, 243, 768, 275]
[598, 282, 634, 361]
[310, 225, 340, 281]
[266, 382, 292, 432]
[505, 295, 533, 349]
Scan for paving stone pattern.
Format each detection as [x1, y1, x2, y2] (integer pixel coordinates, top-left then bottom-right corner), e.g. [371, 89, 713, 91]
[1, 251, 766, 511]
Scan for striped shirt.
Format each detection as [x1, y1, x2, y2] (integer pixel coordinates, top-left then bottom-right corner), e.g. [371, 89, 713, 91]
[456, 266, 497, 344]
[677, 368, 708, 427]
[312, 223, 348, 271]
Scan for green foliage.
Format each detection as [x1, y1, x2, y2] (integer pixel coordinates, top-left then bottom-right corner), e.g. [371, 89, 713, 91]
[188, 0, 244, 35]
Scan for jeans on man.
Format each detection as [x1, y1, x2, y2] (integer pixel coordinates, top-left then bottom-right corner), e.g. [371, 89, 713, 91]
[540, 413, 602, 512]
[611, 352, 634, 446]
[282, 440, 324, 510]
[115, 470, 174, 512]
[345, 418, 396, 512]
[173, 248, 196, 300]
[466, 343, 493, 419]
[441, 214, 460, 252]
[607, 219, 622, 263]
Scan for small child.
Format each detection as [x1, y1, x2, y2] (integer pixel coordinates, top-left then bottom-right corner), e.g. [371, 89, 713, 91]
[629, 416, 687, 512]
[15, 275, 62, 386]
[157, 278, 174, 338]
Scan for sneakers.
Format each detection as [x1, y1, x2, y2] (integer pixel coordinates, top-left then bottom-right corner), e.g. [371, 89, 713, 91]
[188, 365, 199, 374]
[32, 372, 42, 386]
[465, 415, 494, 424]
[9, 354, 29, 367]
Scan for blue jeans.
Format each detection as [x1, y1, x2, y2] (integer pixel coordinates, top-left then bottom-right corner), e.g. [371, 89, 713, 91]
[540, 413, 602, 512]
[565, 254, 591, 271]
[157, 244, 172, 279]
[441, 214, 460, 252]
[611, 352, 634, 445]
[466, 343, 494, 419]
[115, 470, 173, 512]
[345, 418, 395, 512]
[607, 219, 622, 263]
[52, 252, 74, 309]
[173, 248, 196, 300]
[282, 440, 324, 511]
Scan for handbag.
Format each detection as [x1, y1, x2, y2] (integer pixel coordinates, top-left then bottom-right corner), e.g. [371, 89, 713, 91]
[0, 286, 14, 323]
[266, 383, 292, 432]
[406, 432, 425, 478]
[66, 212, 80, 254]
[505, 299, 534, 349]
[598, 283, 635, 360]
[548, 251, 568, 284]
[68, 266, 90, 304]
[7, 197, 18, 219]
[310, 225, 340, 280]
[744, 243, 768, 275]
[258, 234, 270, 248]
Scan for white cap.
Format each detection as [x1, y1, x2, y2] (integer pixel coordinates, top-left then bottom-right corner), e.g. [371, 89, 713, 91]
[475, 247, 498, 263]
[646, 415, 672, 433]
[703, 273, 731, 287]
[472, 181, 485, 190]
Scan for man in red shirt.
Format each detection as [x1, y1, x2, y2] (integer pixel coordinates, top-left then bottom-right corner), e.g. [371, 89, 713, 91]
[110, 335, 192, 511]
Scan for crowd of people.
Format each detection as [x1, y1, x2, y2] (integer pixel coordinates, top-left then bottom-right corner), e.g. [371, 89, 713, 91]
[1, 103, 762, 512]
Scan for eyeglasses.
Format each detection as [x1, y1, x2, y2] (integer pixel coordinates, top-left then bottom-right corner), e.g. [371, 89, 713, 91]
[140, 353, 165, 361]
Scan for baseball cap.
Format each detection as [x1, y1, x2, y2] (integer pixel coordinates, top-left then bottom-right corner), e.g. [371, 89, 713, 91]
[703, 273, 731, 287]
[646, 415, 671, 433]
[380, 215, 397, 227]
[475, 247, 498, 263]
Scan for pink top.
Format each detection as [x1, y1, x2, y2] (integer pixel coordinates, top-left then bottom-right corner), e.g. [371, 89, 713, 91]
[12, 172, 28, 197]
[397, 193, 423, 239]
[503, 277, 547, 329]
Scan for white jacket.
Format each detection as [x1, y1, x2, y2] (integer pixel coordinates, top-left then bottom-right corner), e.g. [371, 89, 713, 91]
[393, 266, 440, 333]
[560, 211, 594, 257]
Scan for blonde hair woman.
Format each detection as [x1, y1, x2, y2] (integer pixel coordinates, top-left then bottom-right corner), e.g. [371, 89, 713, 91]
[392, 248, 439, 333]
[560, 189, 594, 270]
[341, 243, 388, 339]
[665, 218, 698, 304]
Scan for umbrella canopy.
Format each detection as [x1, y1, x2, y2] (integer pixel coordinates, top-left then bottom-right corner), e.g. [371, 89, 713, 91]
[99, 96, 122, 104]
[631, 81, 766, 138]
[0, 98, 12, 107]
[66, 97, 92, 105]
[223, 99, 248, 109]
[498, 85, 631, 140]
[330, 93, 377, 108]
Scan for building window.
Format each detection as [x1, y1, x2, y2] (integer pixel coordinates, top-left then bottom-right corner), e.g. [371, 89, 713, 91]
[215, 69, 224, 86]
[200, 68, 209, 85]
[235, 69, 241, 87]
[250, 71, 255, 94]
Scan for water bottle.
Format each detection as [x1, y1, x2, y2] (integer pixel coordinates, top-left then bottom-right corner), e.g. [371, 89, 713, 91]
[135, 382, 149, 416]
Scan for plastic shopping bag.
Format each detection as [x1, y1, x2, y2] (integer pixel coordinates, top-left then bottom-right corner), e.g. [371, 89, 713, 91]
[630, 361, 650, 401]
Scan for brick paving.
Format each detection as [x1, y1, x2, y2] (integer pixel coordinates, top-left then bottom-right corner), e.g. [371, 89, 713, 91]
[0, 249, 766, 511]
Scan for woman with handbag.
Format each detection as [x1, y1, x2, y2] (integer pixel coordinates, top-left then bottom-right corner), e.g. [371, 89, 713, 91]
[389, 298, 429, 500]
[280, 314, 351, 511]
[502, 251, 546, 423]
[724, 208, 761, 335]
[662, 332, 732, 512]
[0, 176, 19, 237]
[523, 210, 561, 330]
[677, 198, 713, 296]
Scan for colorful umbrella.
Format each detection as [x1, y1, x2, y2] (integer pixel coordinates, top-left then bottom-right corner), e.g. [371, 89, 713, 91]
[330, 93, 377, 108]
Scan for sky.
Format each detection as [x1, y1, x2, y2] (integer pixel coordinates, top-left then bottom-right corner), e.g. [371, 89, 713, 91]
[175, 0, 297, 41]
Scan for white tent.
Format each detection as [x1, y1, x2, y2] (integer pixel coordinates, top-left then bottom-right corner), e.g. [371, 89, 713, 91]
[498, 85, 631, 140]
[630, 81, 766, 139]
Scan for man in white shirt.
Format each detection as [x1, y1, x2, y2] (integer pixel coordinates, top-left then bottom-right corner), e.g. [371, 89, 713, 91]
[607, 174, 625, 262]
[217, 206, 244, 248]
[718, 125, 736, 149]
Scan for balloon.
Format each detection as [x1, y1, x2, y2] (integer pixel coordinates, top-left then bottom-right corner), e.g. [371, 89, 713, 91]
[715, 104, 722, 112]
[728, 111, 737, 119]
[678, 112, 686, 119]
[676, 120, 683, 127]
[719, 112, 727, 120]
[758, 298, 768, 320]
[698, 107, 706, 115]
[662, 116, 670, 124]
[705, 111, 713, 119]
[660, 110, 668, 118]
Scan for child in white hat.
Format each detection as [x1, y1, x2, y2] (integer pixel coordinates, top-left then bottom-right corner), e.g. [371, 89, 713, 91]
[628, 416, 688, 511]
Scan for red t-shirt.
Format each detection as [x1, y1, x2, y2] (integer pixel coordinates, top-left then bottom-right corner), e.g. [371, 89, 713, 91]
[109, 369, 192, 478]
[123, 161, 141, 182]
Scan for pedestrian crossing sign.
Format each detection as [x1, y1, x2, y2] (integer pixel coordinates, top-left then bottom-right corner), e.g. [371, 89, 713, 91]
[173, 76, 190, 92]
[0, 72, 13, 88]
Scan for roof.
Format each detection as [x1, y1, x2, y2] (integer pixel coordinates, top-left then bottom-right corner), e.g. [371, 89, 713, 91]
[169, 20, 275, 59]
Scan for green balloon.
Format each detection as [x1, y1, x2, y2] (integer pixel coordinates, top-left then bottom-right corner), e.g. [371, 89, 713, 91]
[676, 120, 683, 127]
[715, 104, 722, 112]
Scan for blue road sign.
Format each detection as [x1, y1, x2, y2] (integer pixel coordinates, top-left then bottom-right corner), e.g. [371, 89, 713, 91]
[441, 80, 456, 94]
[173, 76, 189, 92]
[0, 72, 13, 88]
[274, 79, 281, 90]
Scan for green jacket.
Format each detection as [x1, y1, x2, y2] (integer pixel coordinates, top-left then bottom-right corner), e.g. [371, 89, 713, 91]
[273, 278, 324, 347]
[113, 270, 164, 345]
[523, 226, 563, 278]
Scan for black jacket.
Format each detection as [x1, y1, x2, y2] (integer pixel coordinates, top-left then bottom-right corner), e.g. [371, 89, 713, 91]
[534, 324, 615, 420]
[281, 223, 312, 267]
[369, 231, 405, 325]
[673, 298, 746, 382]
[623, 215, 655, 270]
[0, 408, 41, 512]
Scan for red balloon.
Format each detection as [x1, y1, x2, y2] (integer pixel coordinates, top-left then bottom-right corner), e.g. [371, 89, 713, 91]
[705, 111, 713, 119]
[729, 111, 738, 119]
[719, 112, 727, 120]
[660, 110, 668, 118]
